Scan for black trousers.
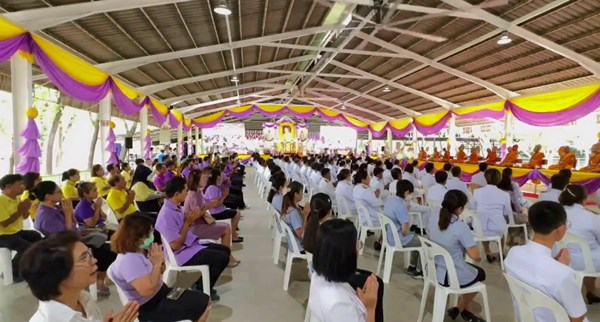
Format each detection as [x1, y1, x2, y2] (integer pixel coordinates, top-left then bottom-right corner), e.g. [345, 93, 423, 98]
[183, 243, 230, 290]
[0, 230, 43, 277]
[139, 284, 209, 322]
[90, 243, 116, 272]
[348, 268, 385, 322]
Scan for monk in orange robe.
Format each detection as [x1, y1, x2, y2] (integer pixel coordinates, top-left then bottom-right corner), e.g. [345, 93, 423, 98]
[418, 147, 428, 161]
[522, 144, 545, 169]
[549, 146, 577, 170]
[467, 147, 480, 164]
[580, 141, 600, 172]
[485, 147, 498, 165]
[442, 148, 451, 162]
[430, 147, 441, 162]
[454, 144, 467, 163]
[499, 145, 519, 167]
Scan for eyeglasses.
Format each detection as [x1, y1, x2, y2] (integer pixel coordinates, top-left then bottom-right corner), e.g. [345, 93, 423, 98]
[76, 248, 95, 266]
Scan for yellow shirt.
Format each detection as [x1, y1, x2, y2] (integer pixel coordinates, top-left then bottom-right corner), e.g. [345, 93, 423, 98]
[106, 188, 137, 219]
[91, 176, 110, 197]
[62, 180, 79, 200]
[131, 182, 157, 202]
[0, 193, 23, 235]
[121, 170, 132, 188]
[20, 191, 39, 219]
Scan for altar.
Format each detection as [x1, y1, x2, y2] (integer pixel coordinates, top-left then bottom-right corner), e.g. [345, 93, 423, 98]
[262, 117, 309, 154]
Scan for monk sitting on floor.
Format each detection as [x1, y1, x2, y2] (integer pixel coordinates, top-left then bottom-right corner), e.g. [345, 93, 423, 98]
[485, 147, 498, 165]
[522, 144, 545, 169]
[418, 147, 428, 161]
[442, 147, 451, 162]
[454, 144, 467, 163]
[429, 147, 442, 162]
[580, 140, 600, 173]
[499, 144, 519, 167]
[467, 147, 480, 164]
[549, 146, 577, 170]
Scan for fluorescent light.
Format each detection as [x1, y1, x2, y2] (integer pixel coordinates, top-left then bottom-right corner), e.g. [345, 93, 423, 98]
[383, 87, 391, 93]
[231, 76, 239, 82]
[341, 105, 347, 110]
[497, 32, 512, 45]
[214, 0, 231, 15]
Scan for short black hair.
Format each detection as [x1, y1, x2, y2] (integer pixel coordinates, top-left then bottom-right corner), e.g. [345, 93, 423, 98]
[435, 171, 448, 184]
[425, 163, 435, 173]
[165, 176, 187, 198]
[391, 168, 402, 180]
[373, 167, 384, 177]
[313, 219, 357, 283]
[451, 166, 462, 178]
[353, 170, 368, 185]
[0, 174, 23, 189]
[484, 168, 501, 185]
[558, 184, 587, 206]
[443, 163, 452, 172]
[411, 160, 418, 167]
[528, 201, 566, 235]
[320, 167, 331, 177]
[478, 162, 488, 172]
[135, 158, 145, 165]
[20, 231, 80, 301]
[550, 174, 569, 191]
[558, 169, 572, 181]
[404, 164, 414, 174]
[32, 181, 59, 202]
[396, 179, 414, 198]
[106, 163, 118, 172]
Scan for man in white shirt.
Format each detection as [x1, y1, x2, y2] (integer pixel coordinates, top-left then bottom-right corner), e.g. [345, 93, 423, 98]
[420, 163, 436, 190]
[318, 168, 336, 202]
[443, 163, 453, 179]
[310, 164, 323, 189]
[470, 162, 488, 190]
[382, 162, 394, 187]
[402, 164, 423, 197]
[505, 201, 589, 322]
[539, 174, 569, 203]
[427, 171, 448, 203]
[410, 160, 421, 180]
[370, 167, 386, 199]
[446, 166, 474, 207]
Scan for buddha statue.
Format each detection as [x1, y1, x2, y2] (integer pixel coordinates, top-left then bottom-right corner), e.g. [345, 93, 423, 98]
[467, 147, 481, 164]
[522, 144, 545, 169]
[549, 146, 577, 170]
[485, 146, 498, 165]
[418, 147, 428, 161]
[454, 144, 467, 163]
[499, 145, 519, 167]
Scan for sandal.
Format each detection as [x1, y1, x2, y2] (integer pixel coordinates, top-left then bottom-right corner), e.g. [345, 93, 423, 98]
[228, 260, 241, 268]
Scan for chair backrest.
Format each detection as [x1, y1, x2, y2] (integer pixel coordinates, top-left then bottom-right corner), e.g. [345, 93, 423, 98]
[418, 236, 462, 289]
[160, 234, 179, 267]
[355, 201, 376, 228]
[503, 273, 571, 322]
[281, 216, 304, 255]
[557, 232, 596, 273]
[459, 209, 484, 238]
[101, 199, 120, 225]
[106, 266, 130, 306]
[335, 193, 352, 218]
[272, 209, 285, 235]
[379, 213, 403, 249]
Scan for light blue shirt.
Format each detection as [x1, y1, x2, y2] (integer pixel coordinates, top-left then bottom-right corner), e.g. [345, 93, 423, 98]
[383, 195, 416, 247]
[272, 193, 283, 213]
[429, 215, 477, 286]
[283, 207, 304, 252]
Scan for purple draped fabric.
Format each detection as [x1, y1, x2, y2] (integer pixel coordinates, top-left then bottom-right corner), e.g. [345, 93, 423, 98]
[414, 112, 452, 135]
[144, 134, 152, 159]
[370, 125, 388, 138]
[389, 123, 413, 138]
[239, 156, 253, 166]
[168, 114, 180, 128]
[110, 81, 146, 115]
[149, 102, 168, 124]
[452, 108, 506, 120]
[193, 113, 227, 129]
[16, 118, 41, 173]
[0, 34, 30, 62]
[106, 128, 119, 165]
[506, 89, 600, 126]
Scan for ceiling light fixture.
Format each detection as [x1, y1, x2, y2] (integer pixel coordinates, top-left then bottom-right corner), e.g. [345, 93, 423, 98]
[341, 104, 347, 110]
[383, 87, 391, 93]
[231, 76, 239, 83]
[497, 32, 512, 45]
[213, 0, 232, 16]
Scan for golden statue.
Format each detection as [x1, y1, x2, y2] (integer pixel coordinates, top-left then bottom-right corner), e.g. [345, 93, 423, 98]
[454, 144, 467, 163]
[430, 147, 441, 162]
[467, 147, 481, 164]
[580, 140, 600, 173]
[418, 147, 428, 161]
[499, 145, 519, 167]
[522, 144, 546, 169]
[549, 146, 577, 170]
[485, 146, 498, 165]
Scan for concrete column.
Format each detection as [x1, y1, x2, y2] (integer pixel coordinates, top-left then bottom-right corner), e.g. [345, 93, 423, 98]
[448, 117, 457, 151]
[99, 93, 112, 165]
[139, 106, 148, 157]
[367, 131, 373, 156]
[386, 128, 393, 154]
[504, 111, 513, 147]
[177, 123, 183, 162]
[412, 127, 418, 151]
[194, 127, 200, 156]
[11, 55, 33, 173]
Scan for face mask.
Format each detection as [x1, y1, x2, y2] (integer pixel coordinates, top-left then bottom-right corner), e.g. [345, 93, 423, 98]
[141, 234, 154, 249]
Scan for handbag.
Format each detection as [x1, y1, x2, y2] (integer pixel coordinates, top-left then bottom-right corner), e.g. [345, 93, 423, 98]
[203, 211, 216, 225]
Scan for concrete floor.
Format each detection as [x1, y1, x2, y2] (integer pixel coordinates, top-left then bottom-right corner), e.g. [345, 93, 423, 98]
[2, 167, 600, 322]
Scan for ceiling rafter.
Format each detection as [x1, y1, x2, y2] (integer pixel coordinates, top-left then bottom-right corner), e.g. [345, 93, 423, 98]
[257, 68, 370, 79]
[306, 89, 392, 121]
[255, 0, 270, 82]
[180, 88, 286, 114]
[260, 42, 404, 58]
[187, 98, 274, 119]
[266, 0, 295, 80]
[300, 98, 376, 123]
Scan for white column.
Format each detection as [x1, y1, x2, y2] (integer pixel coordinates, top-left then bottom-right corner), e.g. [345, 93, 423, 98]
[386, 128, 393, 154]
[139, 107, 148, 157]
[194, 127, 200, 156]
[99, 93, 112, 165]
[448, 117, 457, 151]
[11, 55, 33, 173]
[177, 123, 183, 162]
[412, 127, 419, 151]
[504, 111, 513, 147]
[367, 131, 373, 156]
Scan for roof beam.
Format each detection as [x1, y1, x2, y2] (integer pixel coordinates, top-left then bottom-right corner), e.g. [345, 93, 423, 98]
[260, 42, 403, 59]
[138, 55, 315, 94]
[355, 31, 517, 99]
[178, 88, 286, 113]
[300, 99, 376, 123]
[256, 69, 370, 79]
[2, 0, 193, 31]
[329, 60, 460, 108]
[187, 100, 266, 119]
[314, 77, 420, 116]
[306, 89, 393, 121]
[441, 0, 600, 76]
[96, 25, 343, 74]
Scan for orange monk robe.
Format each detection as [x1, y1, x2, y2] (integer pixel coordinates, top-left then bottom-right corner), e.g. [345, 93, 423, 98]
[430, 151, 441, 161]
[522, 152, 545, 169]
[581, 154, 600, 172]
[486, 150, 498, 165]
[442, 150, 451, 162]
[467, 151, 480, 164]
[418, 151, 428, 161]
[499, 150, 518, 167]
[549, 152, 577, 170]
[455, 150, 467, 163]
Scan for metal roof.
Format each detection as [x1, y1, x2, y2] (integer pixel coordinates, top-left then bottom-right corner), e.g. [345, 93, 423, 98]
[0, 0, 599, 126]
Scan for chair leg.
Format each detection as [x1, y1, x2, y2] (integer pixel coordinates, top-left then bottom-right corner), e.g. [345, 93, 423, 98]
[304, 306, 311, 322]
[283, 253, 293, 291]
[359, 227, 368, 255]
[201, 267, 211, 296]
[383, 249, 395, 284]
[480, 288, 491, 322]
[0, 249, 13, 286]
[376, 245, 385, 276]
[273, 234, 282, 265]
[417, 282, 430, 322]
[431, 288, 448, 322]
[497, 239, 505, 271]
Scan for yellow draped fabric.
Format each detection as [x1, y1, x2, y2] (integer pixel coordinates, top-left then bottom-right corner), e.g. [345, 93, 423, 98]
[388, 118, 412, 130]
[0, 17, 26, 40]
[369, 121, 388, 132]
[194, 111, 226, 123]
[171, 109, 184, 122]
[344, 115, 369, 128]
[229, 105, 254, 114]
[453, 101, 505, 115]
[184, 118, 192, 127]
[150, 98, 169, 115]
[112, 78, 140, 100]
[414, 112, 449, 126]
[256, 104, 285, 113]
[509, 83, 600, 112]
[287, 105, 316, 114]
[318, 108, 341, 118]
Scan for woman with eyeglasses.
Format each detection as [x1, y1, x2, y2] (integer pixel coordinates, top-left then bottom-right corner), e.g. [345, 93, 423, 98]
[21, 231, 139, 322]
[559, 184, 600, 304]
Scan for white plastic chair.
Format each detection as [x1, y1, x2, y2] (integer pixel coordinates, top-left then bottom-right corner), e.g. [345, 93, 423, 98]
[355, 201, 382, 255]
[417, 237, 491, 322]
[461, 209, 504, 271]
[556, 232, 600, 289]
[335, 192, 357, 224]
[101, 199, 120, 226]
[281, 219, 312, 291]
[504, 273, 570, 322]
[504, 211, 528, 245]
[377, 214, 423, 283]
[161, 234, 211, 295]
[106, 267, 141, 322]
[272, 209, 287, 265]
[0, 248, 13, 286]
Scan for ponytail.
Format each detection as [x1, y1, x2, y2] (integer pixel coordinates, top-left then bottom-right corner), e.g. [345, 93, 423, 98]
[61, 169, 78, 182]
[281, 181, 303, 216]
[302, 193, 333, 253]
[438, 190, 468, 231]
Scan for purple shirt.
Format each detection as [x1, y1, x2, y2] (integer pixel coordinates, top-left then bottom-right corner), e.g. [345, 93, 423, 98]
[74, 199, 105, 227]
[183, 189, 205, 214]
[35, 204, 74, 236]
[204, 185, 227, 214]
[164, 170, 175, 181]
[154, 173, 167, 191]
[224, 163, 232, 176]
[203, 160, 210, 168]
[181, 168, 191, 178]
[110, 253, 161, 305]
[155, 199, 206, 266]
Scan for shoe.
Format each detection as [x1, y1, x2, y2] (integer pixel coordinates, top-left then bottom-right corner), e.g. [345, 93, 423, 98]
[406, 266, 423, 279]
[486, 254, 497, 263]
[461, 310, 486, 322]
[228, 259, 241, 268]
[374, 241, 382, 251]
[587, 292, 600, 304]
[210, 289, 220, 302]
[410, 225, 418, 232]
[232, 237, 244, 243]
[447, 307, 460, 320]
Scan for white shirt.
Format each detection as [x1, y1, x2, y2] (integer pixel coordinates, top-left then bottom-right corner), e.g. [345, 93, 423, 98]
[310, 171, 322, 189]
[421, 172, 436, 190]
[353, 184, 382, 226]
[319, 178, 336, 202]
[335, 180, 355, 209]
[539, 189, 562, 203]
[382, 169, 393, 186]
[29, 291, 103, 322]
[565, 204, 600, 271]
[427, 183, 447, 203]
[367, 164, 375, 177]
[505, 241, 588, 322]
[388, 179, 398, 196]
[308, 273, 367, 322]
[473, 185, 512, 237]
[402, 172, 422, 190]
[471, 172, 487, 187]
[370, 177, 384, 195]
[446, 177, 473, 206]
